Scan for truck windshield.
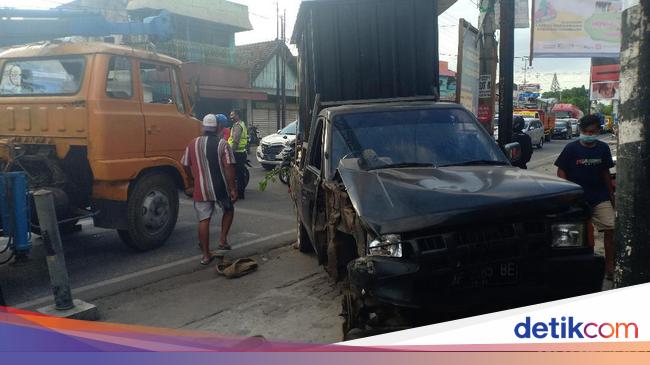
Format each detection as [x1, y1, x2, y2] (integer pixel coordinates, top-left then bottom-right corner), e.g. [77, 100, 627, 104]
[0, 57, 85, 96]
[331, 108, 509, 175]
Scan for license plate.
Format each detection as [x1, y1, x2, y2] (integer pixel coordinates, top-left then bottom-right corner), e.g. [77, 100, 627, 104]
[452, 262, 518, 288]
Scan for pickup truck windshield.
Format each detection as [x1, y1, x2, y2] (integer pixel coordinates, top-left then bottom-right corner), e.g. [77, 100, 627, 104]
[0, 57, 85, 96]
[331, 108, 509, 175]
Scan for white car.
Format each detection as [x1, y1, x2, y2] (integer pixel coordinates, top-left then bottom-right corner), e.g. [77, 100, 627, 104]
[524, 118, 546, 149]
[493, 118, 544, 149]
[256, 121, 297, 170]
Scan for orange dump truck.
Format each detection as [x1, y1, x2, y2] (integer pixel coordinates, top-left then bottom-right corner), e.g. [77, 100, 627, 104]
[0, 42, 201, 251]
[514, 107, 556, 142]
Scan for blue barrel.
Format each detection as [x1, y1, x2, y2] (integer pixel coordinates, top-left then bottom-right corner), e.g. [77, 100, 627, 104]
[0, 172, 31, 255]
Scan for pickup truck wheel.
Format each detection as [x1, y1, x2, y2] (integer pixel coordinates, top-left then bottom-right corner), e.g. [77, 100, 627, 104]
[342, 286, 364, 340]
[119, 174, 179, 252]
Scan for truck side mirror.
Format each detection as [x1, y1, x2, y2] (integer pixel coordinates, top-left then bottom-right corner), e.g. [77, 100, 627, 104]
[504, 142, 521, 163]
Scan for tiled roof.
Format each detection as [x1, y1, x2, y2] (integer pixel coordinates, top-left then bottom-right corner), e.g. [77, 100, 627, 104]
[236, 41, 297, 79]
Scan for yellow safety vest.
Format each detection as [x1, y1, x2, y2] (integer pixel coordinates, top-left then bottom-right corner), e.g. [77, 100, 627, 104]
[228, 120, 248, 153]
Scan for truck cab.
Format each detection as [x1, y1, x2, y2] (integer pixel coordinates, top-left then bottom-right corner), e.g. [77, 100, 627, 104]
[291, 101, 605, 338]
[0, 42, 201, 251]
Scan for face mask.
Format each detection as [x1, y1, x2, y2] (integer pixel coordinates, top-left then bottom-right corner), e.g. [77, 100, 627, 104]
[580, 134, 598, 144]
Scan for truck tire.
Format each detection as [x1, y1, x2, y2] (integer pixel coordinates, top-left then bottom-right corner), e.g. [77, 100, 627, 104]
[118, 173, 179, 252]
[297, 217, 314, 253]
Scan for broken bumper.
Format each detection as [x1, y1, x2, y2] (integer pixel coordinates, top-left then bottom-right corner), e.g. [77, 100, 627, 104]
[348, 254, 605, 311]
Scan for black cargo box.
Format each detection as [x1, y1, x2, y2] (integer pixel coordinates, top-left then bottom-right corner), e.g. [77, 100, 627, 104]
[291, 0, 454, 137]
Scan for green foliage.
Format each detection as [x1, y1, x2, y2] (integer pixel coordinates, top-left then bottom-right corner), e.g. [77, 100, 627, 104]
[599, 103, 614, 115]
[542, 86, 591, 115]
[258, 166, 288, 192]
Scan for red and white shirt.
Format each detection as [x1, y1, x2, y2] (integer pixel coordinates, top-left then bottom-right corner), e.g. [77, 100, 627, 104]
[181, 135, 235, 202]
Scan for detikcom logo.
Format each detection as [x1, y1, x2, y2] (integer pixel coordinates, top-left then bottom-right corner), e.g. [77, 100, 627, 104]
[515, 317, 639, 339]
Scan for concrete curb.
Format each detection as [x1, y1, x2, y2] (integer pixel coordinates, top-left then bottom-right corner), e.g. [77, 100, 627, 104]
[15, 231, 296, 311]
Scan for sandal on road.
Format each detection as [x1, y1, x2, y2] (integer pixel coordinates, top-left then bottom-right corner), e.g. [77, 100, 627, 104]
[200, 252, 224, 266]
[200, 256, 217, 266]
[216, 258, 258, 279]
[217, 242, 232, 250]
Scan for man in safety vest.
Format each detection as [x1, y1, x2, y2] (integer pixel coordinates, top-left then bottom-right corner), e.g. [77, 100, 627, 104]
[228, 109, 248, 199]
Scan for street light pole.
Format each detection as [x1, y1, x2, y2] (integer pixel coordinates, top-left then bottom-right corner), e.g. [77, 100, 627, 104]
[615, 1, 650, 287]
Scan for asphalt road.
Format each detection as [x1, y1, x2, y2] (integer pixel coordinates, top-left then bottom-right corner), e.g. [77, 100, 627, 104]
[0, 154, 297, 307]
[0, 135, 616, 308]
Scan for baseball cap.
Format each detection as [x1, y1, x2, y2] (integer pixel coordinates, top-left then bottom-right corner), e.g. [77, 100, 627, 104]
[202, 114, 218, 132]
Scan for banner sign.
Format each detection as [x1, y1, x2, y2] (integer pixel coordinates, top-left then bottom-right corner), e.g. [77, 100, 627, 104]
[456, 19, 480, 115]
[591, 81, 620, 101]
[532, 0, 622, 58]
[479, 75, 492, 98]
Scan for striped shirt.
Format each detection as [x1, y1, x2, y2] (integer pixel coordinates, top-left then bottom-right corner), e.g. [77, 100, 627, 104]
[181, 135, 236, 202]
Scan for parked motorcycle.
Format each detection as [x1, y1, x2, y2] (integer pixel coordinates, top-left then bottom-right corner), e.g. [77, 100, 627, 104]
[246, 125, 260, 154]
[277, 142, 295, 185]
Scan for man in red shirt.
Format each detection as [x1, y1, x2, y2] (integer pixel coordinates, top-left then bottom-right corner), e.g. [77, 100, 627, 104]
[182, 114, 238, 265]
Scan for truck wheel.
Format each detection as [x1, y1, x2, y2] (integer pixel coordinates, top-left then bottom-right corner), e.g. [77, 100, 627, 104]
[118, 173, 179, 252]
[297, 218, 314, 253]
[342, 286, 363, 340]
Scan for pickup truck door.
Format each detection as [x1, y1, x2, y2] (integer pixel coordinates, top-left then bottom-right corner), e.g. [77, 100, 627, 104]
[300, 118, 324, 244]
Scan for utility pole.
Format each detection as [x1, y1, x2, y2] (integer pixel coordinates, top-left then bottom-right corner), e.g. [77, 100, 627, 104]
[497, 0, 514, 145]
[478, 0, 498, 132]
[281, 10, 287, 129]
[520, 56, 532, 84]
[615, 1, 650, 288]
[275, 2, 281, 131]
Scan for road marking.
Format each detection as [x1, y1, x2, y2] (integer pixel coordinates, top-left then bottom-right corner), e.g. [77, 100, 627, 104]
[179, 199, 294, 221]
[13, 229, 296, 310]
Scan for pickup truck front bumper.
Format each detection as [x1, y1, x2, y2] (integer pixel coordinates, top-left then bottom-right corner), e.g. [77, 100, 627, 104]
[348, 253, 605, 312]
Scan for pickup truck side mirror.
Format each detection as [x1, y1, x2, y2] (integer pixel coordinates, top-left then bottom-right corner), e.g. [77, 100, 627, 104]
[504, 142, 522, 163]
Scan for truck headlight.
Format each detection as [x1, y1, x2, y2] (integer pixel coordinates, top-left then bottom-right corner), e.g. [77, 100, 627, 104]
[552, 223, 586, 248]
[368, 234, 403, 258]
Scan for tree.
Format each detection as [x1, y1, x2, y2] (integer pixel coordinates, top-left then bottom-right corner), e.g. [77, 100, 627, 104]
[542, 86, 590, 114]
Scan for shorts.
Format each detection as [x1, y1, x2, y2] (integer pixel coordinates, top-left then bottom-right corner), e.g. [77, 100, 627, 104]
[591, 201, 615, 232]
[194, 199, 234, 222]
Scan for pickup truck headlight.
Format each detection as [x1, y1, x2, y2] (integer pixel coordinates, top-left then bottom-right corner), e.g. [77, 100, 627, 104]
[552, 223, 586, 248]
[368, 234, 403, 258]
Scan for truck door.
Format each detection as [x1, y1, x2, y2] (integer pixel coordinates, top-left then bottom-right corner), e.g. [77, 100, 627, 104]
[301, 118, 324, 242]
[138, 61, 197, 160]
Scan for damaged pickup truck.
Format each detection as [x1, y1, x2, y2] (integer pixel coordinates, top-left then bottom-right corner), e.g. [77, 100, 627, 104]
[290, 102, 605, 338]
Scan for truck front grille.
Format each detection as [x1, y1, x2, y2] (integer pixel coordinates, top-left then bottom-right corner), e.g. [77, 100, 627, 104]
[416, 222, 548, 266]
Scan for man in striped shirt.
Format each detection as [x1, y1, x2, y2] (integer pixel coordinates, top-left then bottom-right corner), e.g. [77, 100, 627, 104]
[182, 114, 238, 265]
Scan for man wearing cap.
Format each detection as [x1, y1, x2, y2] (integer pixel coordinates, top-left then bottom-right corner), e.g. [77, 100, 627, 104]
[182, 114, 238, 265]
